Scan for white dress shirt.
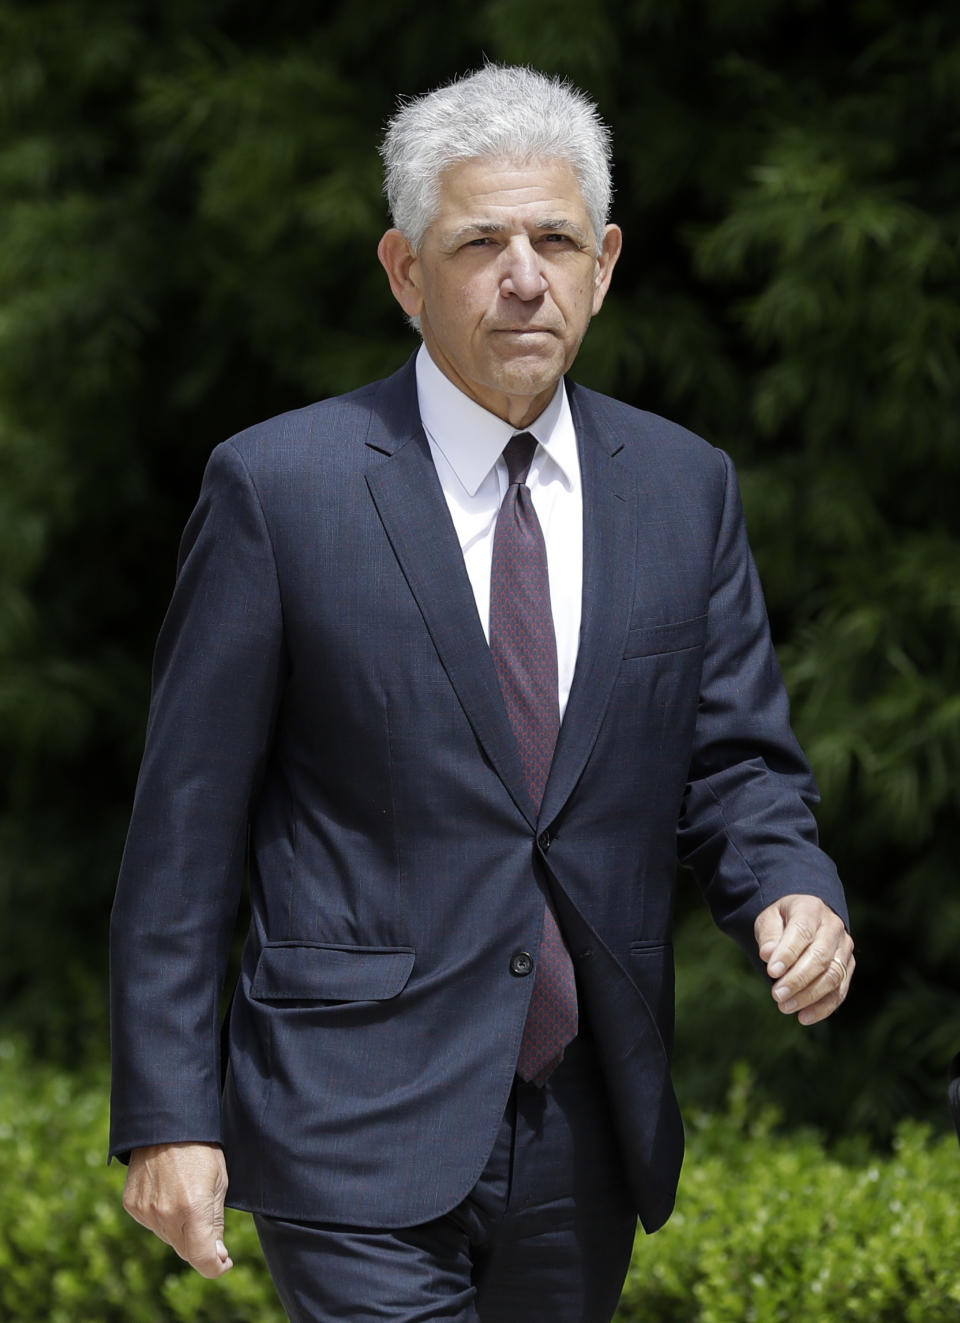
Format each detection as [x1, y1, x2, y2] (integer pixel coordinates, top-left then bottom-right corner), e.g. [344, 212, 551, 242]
[415, 345, 583, 720]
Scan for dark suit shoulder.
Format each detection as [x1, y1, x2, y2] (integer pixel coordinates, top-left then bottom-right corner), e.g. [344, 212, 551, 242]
[566, 379, 723, 468]
[218, 357, 420, 478]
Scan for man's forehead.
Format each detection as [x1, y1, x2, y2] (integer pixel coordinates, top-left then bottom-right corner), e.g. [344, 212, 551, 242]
[429, 156, 593, 229]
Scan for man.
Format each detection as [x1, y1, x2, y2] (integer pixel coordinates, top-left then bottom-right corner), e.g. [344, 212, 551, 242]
[112, 64, 854, 1323]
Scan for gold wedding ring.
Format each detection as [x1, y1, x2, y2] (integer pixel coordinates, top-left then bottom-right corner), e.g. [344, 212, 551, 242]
[832, 956, 848, 982]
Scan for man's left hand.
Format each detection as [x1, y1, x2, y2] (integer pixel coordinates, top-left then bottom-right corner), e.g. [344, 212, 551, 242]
[755, 895, 854, 1026]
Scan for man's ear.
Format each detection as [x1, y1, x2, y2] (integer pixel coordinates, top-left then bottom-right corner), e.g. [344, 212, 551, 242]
[591, 224, 622, 316]
[377, 229, 423, 319]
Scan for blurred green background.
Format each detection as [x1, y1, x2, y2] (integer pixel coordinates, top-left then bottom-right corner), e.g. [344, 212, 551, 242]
[1, 0, 959, 1297]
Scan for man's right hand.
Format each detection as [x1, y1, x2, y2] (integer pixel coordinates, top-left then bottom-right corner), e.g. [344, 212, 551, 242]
[122, 1141, 233, 1278]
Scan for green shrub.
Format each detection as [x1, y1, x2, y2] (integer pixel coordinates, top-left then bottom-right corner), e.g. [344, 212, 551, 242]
[2, 1044, 959, 1321]
[0, 1041, 284, 1323]
[616, 1067, 960, 1322]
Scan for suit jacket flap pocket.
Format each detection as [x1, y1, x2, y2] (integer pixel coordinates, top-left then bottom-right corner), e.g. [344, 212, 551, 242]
[623, 615, 707, 660]
[251, 943, 416, 1002]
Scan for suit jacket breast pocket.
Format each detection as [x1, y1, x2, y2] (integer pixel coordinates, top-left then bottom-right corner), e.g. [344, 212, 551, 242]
[250, 942, 415, 1004]
[622, 615, 707, 660]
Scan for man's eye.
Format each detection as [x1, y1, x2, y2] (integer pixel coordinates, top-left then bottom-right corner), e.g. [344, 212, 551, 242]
[541, 233, 573, 246]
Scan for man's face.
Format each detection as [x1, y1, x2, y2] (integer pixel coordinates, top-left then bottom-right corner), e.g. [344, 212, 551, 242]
[378, 157, 622, 428]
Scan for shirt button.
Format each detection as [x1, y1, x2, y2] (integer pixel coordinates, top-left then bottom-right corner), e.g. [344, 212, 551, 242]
[538, 830, 551, 852]
[510, 951, 534, 977]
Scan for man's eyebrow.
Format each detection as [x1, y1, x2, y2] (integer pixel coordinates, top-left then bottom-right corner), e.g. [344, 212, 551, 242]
[442, 218, 592, 249]
[534, 217, 590, 244]
[442, 222, 507, 248]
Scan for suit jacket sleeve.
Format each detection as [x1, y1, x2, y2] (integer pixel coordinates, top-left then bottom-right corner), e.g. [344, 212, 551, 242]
[676, 448, 848, 956]
[109, 440, 285, 1160]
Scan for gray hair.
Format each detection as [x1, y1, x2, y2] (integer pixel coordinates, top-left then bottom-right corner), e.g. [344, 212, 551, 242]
[380, 64, 613, 252]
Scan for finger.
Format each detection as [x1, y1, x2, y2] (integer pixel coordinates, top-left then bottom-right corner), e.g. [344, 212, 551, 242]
[791, 953, 856, 1026]
[770, 919, 853, 1002]
[178, 1209, 233, 1278]
[776, 950, 856, 1024]
[755, 896, 832, 979]
[771, 934, 841, 1002]
[754, 904, 787, 967]
[766, 909, 821, 979]
[175, 1172, 232, 1278]
[764, 896, 846, 981]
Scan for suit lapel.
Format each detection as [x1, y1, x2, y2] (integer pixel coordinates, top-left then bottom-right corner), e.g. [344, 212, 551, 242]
[540, 384, 638, 826]
[362, 363, 638, 831]
[363, 363, 535, 828]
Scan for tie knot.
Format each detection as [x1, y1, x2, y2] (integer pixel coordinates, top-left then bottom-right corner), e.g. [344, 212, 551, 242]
[502, 432, 538, 486]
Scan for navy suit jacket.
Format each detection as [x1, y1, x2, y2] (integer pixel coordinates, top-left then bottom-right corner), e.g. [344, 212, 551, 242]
[109, 357, 847, 1234]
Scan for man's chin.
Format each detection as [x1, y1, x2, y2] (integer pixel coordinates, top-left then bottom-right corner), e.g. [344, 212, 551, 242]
[488, 347, 567, 395]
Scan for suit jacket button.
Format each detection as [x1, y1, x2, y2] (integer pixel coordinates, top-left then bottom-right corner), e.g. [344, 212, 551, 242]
[510, 951, 534, 977]
[538, 830, 551, 852]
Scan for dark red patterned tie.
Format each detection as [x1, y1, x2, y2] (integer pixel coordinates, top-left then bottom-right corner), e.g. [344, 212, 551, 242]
[489, 432, 578, 1086]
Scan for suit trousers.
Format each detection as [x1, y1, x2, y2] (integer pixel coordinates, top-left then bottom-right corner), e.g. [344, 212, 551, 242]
[253, 1033, 638, 1323]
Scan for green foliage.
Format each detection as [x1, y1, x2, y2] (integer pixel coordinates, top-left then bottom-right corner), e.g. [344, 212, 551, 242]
[0, 0, 959, 1139]
[670, 898, 960, 1163]
[3, 1044, 960, 1321]
[616, 1067, 960, 1323]
[0, 1041, 285, 1322]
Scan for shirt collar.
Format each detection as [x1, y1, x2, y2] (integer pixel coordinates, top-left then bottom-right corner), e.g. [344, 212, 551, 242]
[415, 344, 577, 496]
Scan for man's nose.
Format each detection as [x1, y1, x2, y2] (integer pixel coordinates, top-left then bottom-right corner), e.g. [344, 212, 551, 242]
[499, 240, 548, 300]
